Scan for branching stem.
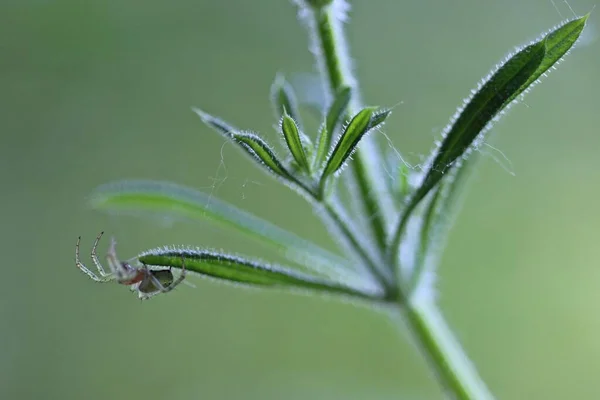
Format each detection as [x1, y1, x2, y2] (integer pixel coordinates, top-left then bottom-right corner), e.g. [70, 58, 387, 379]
[297, 1, 494, 398]
[287, 173, 390, 289]
[303, 1, 390, 252]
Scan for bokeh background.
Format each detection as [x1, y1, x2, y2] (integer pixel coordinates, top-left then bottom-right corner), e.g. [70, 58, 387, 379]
[2, 0, 599, 399]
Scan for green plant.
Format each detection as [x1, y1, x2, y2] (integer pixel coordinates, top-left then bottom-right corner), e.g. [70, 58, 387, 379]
[86, 1, 588, 398]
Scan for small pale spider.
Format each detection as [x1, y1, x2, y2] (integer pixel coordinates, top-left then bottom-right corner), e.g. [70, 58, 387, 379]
[75, 232, 186, 300]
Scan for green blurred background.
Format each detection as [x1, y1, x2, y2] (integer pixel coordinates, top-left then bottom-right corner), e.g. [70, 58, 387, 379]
[2, 0, 599, 399]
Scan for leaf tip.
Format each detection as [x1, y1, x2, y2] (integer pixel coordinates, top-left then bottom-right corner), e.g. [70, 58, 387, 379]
[191, 106, 210, 122]
[582, 10, 591, 20]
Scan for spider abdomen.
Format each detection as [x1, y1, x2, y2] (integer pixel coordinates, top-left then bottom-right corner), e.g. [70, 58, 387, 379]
[120, 269, 146, 285]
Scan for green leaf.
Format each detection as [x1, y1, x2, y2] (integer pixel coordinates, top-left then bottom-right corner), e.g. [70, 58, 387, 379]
[90, 180, 372, 289]
[407, 40, 546, 217]
[400, 15, 588, 283]
[270, 73, 303, 129]
[234, 132, 292, 177]
[138, 247, 381, 300]
[370, 108, 392, 127]
[405, 15, 589, 214]
[191, 106, 236, 136]
[506, 14, 589, 106]
[391, 15, 589, 272]
[281, 114, 311, 173]
[320, 107, 391, 187]
[389, 40, 549, 269]
[193, 107, 291, 179]
[314, 86, 352, 170]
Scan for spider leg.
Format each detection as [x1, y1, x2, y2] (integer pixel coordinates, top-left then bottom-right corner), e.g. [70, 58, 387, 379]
[106, 236, 138, 281]
[105, 237, 122, 275]
[149, 257, 187, 294]
[137, 290, 161, 301]
[75, 236, 113, 282]
[134, 274, 162, 300]
[90, 231, 109, 276]
[167, 260, 188, 291]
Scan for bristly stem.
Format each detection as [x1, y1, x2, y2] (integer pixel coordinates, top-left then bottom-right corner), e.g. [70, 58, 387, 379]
[299, 0, 393, 252]
[322, 201, 392, 287]
[297, 0, 493, 398]
[391, 300, 494, 400]
[282, 168, 390, 288]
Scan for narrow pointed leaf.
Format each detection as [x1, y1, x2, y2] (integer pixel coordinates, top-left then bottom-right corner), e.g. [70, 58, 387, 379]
[138, 247, 381, 300]
[406, 14, 589, 215]
[398, 17, 589, 290]
[320, 107, 391, 183]
[281, 114, 310, 173]
[193, 108, 291, 179]
[314, 86, 352, 170]
[370, 108, 392, 127]
[191, 107, 236, 137]
[233, 132, 292, 177]
[506, 14, 589, 106]
[407, 40, 545, 217]
[270, 74, 303, 128]
[391, 16, 587, 268]
[90, 180, 369, 286]
[390, 40, 547, 266]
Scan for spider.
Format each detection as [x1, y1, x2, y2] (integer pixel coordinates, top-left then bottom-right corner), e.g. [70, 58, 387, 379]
[75, 232, 186, 300]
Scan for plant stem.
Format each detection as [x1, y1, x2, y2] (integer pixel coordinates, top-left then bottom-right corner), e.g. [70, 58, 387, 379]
[287, 174, 391, 288]
[298, 1, 493, 398]
[389, 202, 415, 273]
[322, 200, 392, 286]
[391, 300, 494, 400]
[300, 0, 394, 253]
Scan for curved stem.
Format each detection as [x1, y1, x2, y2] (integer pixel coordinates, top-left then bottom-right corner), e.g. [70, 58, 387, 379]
[302, 0, 394, 253]
[390, 300, 494, 400]
[389, 201, 416, 274]
[286, 169, 390, 289]
[296, 1, 494, 398]
[322, 200, 392, 287]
